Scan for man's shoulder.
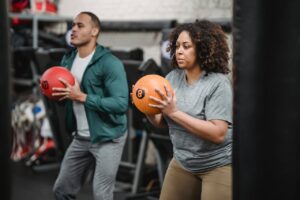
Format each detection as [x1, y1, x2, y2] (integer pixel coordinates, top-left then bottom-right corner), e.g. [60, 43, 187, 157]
[64, 47, 77, 56]
[60, 48, 77, 66]
[100, 53, 123, 66]
[94, 45, 121, 62]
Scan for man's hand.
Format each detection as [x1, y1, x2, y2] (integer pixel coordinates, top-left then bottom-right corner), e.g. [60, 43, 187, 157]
[52, 78, 87, 102]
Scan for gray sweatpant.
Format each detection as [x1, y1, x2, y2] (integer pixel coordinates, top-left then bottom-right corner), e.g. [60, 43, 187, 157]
[53, 133, 127, 200]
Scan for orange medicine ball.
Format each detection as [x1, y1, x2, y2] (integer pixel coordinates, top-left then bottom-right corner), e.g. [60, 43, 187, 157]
[39, 66, 75, 100]
[132, 74, 173, 115]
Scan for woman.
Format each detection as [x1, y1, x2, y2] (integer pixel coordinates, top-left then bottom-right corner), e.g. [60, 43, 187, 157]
[146, 20, 232, 200]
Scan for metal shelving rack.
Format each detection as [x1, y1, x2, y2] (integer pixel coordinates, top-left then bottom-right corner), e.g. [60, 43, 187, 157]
[9, 12, 72, 48]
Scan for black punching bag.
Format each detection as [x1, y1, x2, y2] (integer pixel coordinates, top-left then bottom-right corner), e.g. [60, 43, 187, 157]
[0, 0, 11, 199]
[233, 0, 300, 200]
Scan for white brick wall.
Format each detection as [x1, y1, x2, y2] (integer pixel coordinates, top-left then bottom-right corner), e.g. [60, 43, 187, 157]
[58, 0, 232, 21]
[58, 0, 232, 65]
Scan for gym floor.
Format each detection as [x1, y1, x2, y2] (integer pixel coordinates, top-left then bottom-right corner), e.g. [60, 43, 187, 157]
[11, 161, 127, 200]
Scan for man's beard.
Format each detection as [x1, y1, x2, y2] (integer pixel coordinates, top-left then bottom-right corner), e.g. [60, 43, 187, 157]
[70, 40, 90, 48]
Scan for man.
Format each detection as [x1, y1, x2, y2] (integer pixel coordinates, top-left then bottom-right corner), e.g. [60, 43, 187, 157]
[52, 11, 128, 200]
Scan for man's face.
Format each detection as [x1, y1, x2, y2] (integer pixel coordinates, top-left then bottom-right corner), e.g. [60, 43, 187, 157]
[70, 13, 98, 47]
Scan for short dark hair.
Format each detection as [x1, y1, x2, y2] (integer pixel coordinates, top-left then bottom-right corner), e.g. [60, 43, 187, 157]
[79, 11, 101, 34]
[167, 20, 230, 74]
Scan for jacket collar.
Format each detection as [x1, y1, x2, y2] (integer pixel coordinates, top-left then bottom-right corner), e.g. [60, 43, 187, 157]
[63, 44, 110, 70]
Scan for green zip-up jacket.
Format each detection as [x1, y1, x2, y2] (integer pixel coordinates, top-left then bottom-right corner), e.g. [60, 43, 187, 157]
[61, 44, 129, 143]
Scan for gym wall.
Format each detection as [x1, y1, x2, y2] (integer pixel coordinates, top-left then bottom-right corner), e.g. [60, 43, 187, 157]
[57, 0, 233, 64]
[58, 0, 232, 21]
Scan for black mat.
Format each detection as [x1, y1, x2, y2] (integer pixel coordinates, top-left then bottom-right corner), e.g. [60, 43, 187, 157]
[11, 161, 127, 200]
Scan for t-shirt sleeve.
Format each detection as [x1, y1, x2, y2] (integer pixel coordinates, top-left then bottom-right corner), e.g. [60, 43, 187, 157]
[205, 78, 233, 124]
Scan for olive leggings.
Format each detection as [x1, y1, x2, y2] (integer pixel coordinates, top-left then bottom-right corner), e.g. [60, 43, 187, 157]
[160, 159, 232, 200]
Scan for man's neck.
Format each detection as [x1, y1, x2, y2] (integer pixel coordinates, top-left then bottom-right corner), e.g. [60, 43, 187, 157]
[77, 42, 97, 58]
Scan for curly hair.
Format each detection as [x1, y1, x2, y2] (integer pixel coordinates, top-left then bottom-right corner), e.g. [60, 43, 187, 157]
[167, 20, 230, 74]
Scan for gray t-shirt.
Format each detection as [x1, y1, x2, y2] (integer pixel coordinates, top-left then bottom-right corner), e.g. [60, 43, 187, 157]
[165, 69, 233, 172]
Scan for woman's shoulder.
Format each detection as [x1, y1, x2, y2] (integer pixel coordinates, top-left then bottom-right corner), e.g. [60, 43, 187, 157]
[204, 72, 231, 84]
[166, 69, 183, 79]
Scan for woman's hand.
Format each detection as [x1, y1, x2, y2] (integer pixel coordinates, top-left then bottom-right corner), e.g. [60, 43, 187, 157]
[149, 84, 178, 117]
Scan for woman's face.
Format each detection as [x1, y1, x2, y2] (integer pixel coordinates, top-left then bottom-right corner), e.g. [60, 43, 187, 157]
[175, 31, 198, 70]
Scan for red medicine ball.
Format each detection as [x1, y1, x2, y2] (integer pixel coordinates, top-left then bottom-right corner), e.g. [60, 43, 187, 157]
[39, 66, 75, 100]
